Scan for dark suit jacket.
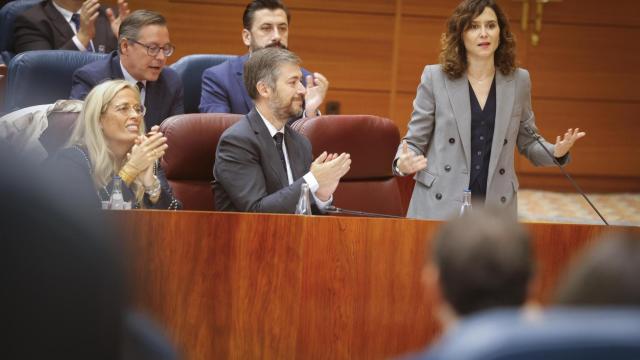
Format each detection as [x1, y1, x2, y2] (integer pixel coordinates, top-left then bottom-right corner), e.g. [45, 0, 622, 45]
[199, 53, 311, 114]
[213, 107, 316, 213]
[45, 146, 181, 210]
[12, 0, 117, 54]
[69, 51, 184, 128]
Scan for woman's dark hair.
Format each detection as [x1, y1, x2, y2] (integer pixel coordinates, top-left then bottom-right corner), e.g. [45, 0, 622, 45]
[439, 0, 516, 79]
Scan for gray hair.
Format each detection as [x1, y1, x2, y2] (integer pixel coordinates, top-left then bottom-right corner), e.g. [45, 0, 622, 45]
[243, 47, 300, 99]
[118, 10, 167, 52]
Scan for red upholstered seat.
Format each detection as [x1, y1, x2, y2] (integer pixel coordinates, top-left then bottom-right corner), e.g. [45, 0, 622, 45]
[292, 115, 405, 217]
[160, 113, 241, 211]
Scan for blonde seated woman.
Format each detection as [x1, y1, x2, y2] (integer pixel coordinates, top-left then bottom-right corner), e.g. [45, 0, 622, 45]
[47, 80, 181, 210]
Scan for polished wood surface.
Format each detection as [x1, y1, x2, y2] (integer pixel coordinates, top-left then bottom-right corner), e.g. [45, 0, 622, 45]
[110, 210, 630, 359]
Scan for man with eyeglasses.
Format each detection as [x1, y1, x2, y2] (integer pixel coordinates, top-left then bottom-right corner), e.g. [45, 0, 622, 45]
[70, 10, 184, 128]
[199, 0, 328, 120]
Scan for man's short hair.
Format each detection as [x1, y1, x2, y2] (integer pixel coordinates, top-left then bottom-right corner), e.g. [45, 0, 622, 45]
[242, 0, 291, 30]
[243, 47, 300, 100]
[555, 232, 640, 306]
[118, 10, 167, 48]
[431, 208, 533, 316]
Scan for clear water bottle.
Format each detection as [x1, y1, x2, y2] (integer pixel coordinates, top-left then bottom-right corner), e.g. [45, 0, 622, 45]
[460, 189, 472, 216]
[109, 176, 125, 210]
[295, 182, 312, 215]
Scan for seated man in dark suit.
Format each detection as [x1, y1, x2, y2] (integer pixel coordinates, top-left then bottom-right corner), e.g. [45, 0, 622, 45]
[70, 9, 183, 128]
[213, 47, 349, 213]
[13, 0, 129, 54]
[199, 0, 328, 117]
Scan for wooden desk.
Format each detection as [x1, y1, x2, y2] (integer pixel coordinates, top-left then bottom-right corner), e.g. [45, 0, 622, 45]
[111, 211, 622, 359]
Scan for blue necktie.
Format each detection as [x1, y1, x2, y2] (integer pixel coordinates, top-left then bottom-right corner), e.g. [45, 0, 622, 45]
[71, 13, 94, 52]
[273, 133, 287, 174]
[70, 13, 80, 31]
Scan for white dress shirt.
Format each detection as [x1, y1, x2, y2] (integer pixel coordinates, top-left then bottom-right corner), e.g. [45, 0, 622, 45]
[256, 108, 332, 211]
[119, 62, 147, 105]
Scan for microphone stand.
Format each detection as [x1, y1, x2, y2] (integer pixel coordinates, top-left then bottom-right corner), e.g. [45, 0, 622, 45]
[324, 206, 404, 219]
[524, 126, 609, 226]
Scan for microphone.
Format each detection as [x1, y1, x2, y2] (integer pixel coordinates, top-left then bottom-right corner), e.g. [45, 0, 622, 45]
[523, 125, 609, 226]
[324, 205, 404, 219]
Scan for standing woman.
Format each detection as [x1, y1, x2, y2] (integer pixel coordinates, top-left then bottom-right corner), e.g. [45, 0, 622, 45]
[47, 80, 181, 210]
[394, 0, 584, 220]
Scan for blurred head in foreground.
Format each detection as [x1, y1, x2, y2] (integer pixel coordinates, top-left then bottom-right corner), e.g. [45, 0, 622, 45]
[1, 143, 125, 358]
[423, 208, 534, 328]
[555, 231, 640, 307]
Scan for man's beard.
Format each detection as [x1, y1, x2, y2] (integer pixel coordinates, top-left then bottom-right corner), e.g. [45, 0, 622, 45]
[251, 40, 288, 52]
[265, 41, 288, 50]
[269, 93, 303, 122]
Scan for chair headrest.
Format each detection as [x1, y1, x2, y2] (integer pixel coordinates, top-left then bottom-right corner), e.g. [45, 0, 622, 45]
[160, 113, 242, 180]
[6, 50, 108, 111]
[291, 115, 400, 180]
[169, 54, 236, 114]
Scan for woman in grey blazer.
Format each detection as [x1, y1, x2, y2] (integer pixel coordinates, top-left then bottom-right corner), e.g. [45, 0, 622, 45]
[394, 0, 585, 220]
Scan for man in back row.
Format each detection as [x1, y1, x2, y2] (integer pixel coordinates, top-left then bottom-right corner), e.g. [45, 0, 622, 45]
[213, 47, 349, 213]
[70, 10, 183, 128]
[199, 0, 328, 119]
[13, 0, 129, 54]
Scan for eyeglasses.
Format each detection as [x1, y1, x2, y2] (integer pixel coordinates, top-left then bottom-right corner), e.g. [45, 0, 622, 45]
[111, 103, 146, 116]
[128, 39, 175, 57]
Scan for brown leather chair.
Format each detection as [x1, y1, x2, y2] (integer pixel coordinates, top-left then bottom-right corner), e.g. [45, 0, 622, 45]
[160, 113, 241, 211]
[292, 115, 405, 217]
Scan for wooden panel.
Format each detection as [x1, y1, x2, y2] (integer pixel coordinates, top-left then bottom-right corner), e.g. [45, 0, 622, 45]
[171, 0, 396, 14]
[401, 0, 522, 20]
[323, 90, 390, 118]
[120, 211, 437, 359]
[518, 99, 640, 178]
[168, 3, 247, 59]
[395, 17, 442, 94]
[538, 0, 640, 27]
[289, 10, 395, 91]
[392, 91, 415, 133]
[528, 24, 640, 102]
[113, 210, 634, 359]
